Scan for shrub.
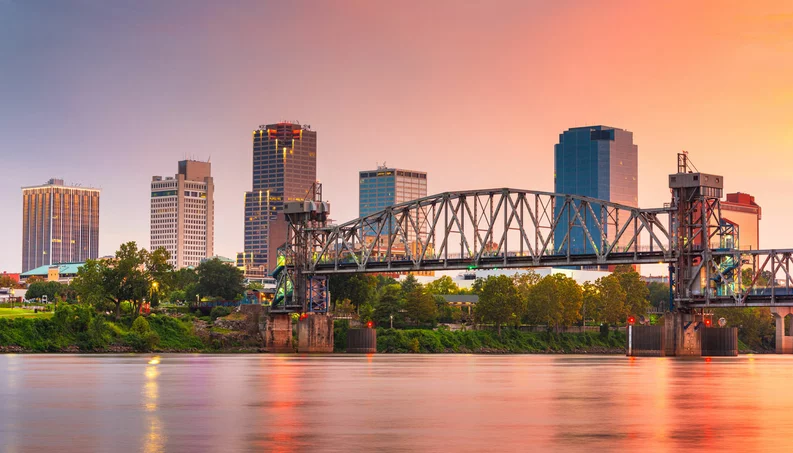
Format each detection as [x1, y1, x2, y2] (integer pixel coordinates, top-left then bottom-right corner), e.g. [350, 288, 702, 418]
[127, 316, 160, 352]
[210, 306, 232, 321]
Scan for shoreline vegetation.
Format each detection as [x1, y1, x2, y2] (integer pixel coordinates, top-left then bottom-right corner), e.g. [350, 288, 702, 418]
[1, 242, 776, 355]
[0, 304, 636, 354]
[0, 306, 758, 355]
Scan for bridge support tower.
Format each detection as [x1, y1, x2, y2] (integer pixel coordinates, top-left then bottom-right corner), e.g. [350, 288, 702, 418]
[771, 307, 793, 354]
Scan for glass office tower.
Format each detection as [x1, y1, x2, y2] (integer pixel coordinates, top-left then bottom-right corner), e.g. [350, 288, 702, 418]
[553, 126, 638, 255]
[359, 167, 427, 242]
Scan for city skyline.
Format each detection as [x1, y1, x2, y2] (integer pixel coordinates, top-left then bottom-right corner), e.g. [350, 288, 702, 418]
[2, 1, 793, 272]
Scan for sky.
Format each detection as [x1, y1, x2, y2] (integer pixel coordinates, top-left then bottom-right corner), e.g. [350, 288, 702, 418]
[1, 0, 792, 273]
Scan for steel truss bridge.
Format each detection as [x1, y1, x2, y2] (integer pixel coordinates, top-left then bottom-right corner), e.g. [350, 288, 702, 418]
[273, 156, 793, 313]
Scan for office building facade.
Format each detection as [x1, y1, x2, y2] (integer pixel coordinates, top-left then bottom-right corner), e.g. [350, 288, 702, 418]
[242, 122, 317, 273]
[721, 192, 761, 251]
[22, 178, 100, 272]
[150, 160, 214, 269]
[553, 125, 638, 254]
[359, 166, 428, 243]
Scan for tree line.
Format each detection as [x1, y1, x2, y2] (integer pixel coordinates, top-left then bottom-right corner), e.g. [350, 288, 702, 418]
[20, 242, 246, 320]
[330, 265, 653, 333]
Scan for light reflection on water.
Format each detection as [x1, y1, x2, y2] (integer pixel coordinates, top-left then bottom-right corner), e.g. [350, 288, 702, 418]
[3, 354, 793, 452]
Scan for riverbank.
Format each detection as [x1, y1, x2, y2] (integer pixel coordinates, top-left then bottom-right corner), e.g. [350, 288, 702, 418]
[0, 306, 631, 354]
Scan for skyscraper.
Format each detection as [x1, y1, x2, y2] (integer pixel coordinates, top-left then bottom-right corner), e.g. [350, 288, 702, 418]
[150, 160, 214, 269]
[22, 178, 100, 272]
[553, 125, 638, 254]
[359, 167, 428, 217]
[242, 122, 317, 273]
[359, 166, 428, 241]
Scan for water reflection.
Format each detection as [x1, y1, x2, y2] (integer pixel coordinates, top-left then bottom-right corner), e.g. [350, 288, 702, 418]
[143, 356, 164, 453]
[5, 355, 793, 451]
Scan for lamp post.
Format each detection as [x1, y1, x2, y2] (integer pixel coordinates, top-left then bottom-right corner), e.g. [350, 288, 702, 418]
[390, 314, 393, 329]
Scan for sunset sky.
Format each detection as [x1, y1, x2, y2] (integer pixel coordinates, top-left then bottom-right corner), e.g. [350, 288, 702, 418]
[1, 0, 792, 273]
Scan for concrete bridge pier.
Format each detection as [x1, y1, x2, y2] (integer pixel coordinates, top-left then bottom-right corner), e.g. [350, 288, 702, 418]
[771, 307, 793, 354]
[297, 314, 334, 353]
[265, 313, 294, 353]
[663, 311, 702, 357]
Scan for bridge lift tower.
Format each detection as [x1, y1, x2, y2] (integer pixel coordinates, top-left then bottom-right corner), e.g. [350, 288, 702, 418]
[268, 183, 334, 352]
[666, 152, 734, 355]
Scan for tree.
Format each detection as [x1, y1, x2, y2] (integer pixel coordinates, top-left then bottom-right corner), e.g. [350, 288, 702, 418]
[72, 242, 151, 319]
[196, 258, 245, 301]
[329, 274, 377, 308]
[24, 275, 45, 285]
[647, 282, 670, 310]
[171, 267, 199, 290]
[0, 274, 19, 289]
[742, 268, 773, 287]
[613, 265, 649, 316]
[359, 303, 375, 323]
[334, 298, 356, 317]
[246, 281, 264, 291]
[581, 282, 599, 324]
[712, 307, 774, 350]
[374, 284, 405, 327]
[594, 275, 627, 326]
[400, 274, 422, 295]
[147, 247, 173, 306]
[25, 281, 64, 302]
[404, 287, 438, 326]
[475, 275, 521, 335]
[426, 275, 459, 295]
[527, 274, 582, 330]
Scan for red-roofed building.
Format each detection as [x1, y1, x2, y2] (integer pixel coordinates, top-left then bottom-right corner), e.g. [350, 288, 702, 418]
[721, 192, 761, 250]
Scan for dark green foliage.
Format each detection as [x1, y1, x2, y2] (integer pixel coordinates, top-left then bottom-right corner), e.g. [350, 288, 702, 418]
[647, 282, 670, 310]
[25, 281, 65, 302]
[127, 316, 160, 352]
[329, 274, 377, 308]
[196, 258, 245, 300]
[210, 306, 232, 321]
[375, 328, 626, 353]
[333, 319, 349, 351]
[147, 315, 204, 350]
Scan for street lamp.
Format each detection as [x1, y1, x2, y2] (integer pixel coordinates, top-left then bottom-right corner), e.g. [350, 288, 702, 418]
[390, 314, 393, 329]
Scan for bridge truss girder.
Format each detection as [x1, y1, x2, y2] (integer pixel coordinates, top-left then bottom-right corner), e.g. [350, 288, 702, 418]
[302, 189, 675, 274]
[683, 249, 793, 307]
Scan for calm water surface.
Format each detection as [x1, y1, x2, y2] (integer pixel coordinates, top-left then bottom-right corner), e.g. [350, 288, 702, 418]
[1, 354, 793, 452]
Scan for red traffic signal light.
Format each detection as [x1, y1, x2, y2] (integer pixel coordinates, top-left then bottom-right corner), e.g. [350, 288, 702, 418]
[628, 316, 636, 325]
[367, 321, 373, 329]
[704, 318, 712, 327]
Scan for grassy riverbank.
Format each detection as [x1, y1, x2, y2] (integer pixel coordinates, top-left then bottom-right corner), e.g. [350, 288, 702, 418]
[334, 322, 627, 354]
[0, 305, 631, 354]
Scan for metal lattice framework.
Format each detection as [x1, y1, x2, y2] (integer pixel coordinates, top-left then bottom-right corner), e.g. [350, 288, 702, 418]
[299, 189, 675, 274]
[685, 249, 793, 307]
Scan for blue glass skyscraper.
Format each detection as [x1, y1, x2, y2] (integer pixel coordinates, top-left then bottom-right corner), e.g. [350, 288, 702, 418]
[553, 126, 638, 255]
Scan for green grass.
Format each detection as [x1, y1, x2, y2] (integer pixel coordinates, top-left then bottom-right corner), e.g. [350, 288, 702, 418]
[0, 308, 53, 319]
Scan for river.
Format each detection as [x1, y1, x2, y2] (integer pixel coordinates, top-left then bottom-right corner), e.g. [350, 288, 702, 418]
[1, 354, 791, 452]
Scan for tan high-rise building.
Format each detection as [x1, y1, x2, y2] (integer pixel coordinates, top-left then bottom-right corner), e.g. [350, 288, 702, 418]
[21, 178, 100, 273]
[721, 192, 761, 251]
[151, 160, 214, 269]
[241, 122, 317, 274]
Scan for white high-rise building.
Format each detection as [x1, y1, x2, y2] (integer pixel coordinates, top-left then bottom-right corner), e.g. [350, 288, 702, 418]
[150, 160, 214, 269]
